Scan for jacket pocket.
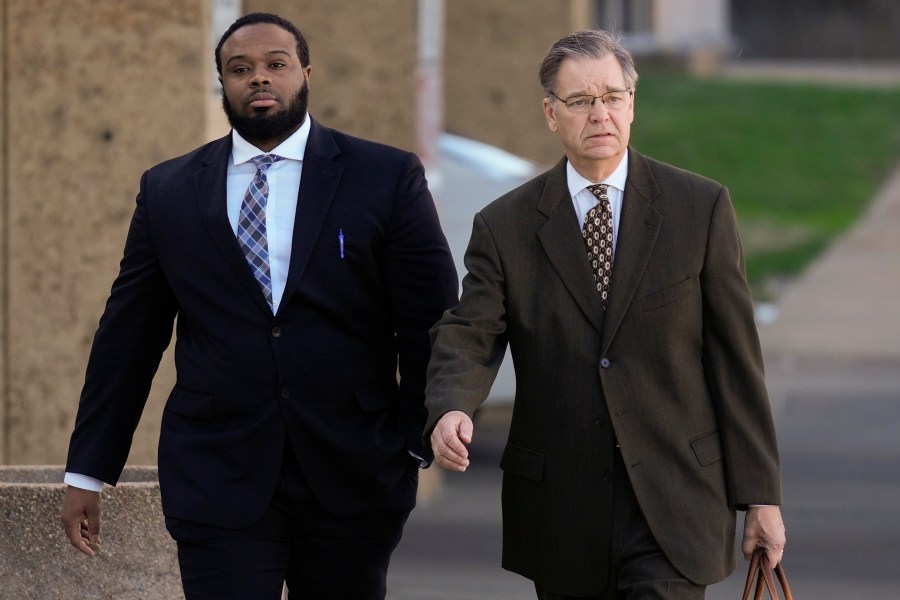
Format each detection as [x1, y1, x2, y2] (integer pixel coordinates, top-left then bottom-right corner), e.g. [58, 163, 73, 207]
[642, 276, 693, 311]
[690, 430, 723, 466]
[500, 443, 545, 482]
[166, 386, 217, 419]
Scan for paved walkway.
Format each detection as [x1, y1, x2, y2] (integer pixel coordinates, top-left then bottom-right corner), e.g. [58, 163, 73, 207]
[759, 163, 900, 372]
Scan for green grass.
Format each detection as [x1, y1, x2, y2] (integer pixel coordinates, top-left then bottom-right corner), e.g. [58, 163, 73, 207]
[629, 71, 900, 297]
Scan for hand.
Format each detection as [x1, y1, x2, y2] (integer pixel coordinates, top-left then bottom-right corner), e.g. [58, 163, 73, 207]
[742, 505, 786, 569]
[430, 411, 474, 472]
[61, 485, 103, 557]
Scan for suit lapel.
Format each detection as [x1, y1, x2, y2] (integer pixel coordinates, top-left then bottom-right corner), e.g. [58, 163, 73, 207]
[194, 135, 274, 315]
[537, 159, 606, 336]
[601, 150, 663, 352]
[279, 120, 344, 310]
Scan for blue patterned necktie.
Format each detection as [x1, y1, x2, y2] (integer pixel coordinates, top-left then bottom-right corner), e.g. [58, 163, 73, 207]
[584, 183, 614, 310]
[237, 154, 284, 311]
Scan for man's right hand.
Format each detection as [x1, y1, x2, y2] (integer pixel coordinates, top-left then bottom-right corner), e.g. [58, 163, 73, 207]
[61, 486, 102, 557]
[430, 410, 474, 472]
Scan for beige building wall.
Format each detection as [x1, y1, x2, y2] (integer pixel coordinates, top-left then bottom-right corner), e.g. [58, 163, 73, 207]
[445, 0, 594, 167]
[1, 0, 208, 465]
[246, 0, 418, 151]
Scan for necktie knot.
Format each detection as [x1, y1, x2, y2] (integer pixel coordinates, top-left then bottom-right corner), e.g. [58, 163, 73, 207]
[252, 154, 284, 173]
[588, 183, 609, 201]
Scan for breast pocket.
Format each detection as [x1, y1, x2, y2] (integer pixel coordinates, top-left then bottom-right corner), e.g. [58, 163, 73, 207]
[642, 276, 693, 312]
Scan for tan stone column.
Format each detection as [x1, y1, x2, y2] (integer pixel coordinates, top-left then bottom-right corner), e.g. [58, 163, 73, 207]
[1, 0, 9, 465]
[1, 0, 209, 465]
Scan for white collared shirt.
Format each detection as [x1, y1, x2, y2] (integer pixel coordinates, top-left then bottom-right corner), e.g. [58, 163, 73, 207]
[567, 150, 629, 254]
[228, 116, 311, 313]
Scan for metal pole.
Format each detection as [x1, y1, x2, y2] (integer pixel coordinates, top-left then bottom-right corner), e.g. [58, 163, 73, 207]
[416, 0, 444, 174]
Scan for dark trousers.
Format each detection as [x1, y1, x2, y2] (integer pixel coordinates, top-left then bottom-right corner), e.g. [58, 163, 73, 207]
[165, 444, 415, 600]
[534, 450, 706, 600]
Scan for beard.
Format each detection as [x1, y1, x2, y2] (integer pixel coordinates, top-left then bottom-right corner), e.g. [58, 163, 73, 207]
[222, 81, 309, 146]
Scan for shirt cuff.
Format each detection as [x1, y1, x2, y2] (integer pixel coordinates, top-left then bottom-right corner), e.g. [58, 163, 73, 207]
[407, 450, 428, 468]
[64, 472, 105, 492]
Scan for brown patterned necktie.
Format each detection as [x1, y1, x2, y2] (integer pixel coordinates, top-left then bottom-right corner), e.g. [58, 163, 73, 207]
[583, 183, 614, 309]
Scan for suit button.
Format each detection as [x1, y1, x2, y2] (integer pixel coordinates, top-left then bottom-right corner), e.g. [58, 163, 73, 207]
[601, 471, 612, 482]
[271, 327, 282, 338]
[280, 387, 290, 398]
[600, 358, 611, 368]
[593, 418, 606, 427]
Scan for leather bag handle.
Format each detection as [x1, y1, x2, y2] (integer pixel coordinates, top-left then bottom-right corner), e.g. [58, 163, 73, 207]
[741, 548, 794, 600]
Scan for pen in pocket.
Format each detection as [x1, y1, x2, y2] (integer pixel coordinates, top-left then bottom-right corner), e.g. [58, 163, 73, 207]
[338, 228, 344, 259]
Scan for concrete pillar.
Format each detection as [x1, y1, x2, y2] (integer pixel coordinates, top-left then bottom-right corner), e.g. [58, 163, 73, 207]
[0, 0, 8, 465]
[0, 0, 209, 465]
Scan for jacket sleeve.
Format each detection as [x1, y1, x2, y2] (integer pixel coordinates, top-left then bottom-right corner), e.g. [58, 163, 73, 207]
[700, 187, 782, 507]
[65, 171, 179, 485]
[424, 211, 510, 436]
[383, 153, 458, 463]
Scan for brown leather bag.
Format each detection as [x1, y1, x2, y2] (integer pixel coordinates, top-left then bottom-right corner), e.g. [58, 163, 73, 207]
[741, 548, 794, 600]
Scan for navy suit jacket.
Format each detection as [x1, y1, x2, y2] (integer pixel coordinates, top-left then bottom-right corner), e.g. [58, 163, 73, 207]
[66, 119, 458, 527]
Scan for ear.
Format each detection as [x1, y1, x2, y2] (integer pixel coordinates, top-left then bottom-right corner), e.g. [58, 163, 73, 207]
[543, 97, 558, 132]
[303, 65, 312, 85]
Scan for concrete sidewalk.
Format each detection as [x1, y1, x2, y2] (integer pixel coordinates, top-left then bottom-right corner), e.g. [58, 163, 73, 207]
[759, 164, 900, 372]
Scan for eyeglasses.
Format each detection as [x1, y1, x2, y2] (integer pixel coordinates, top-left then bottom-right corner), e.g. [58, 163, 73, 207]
[548, 89, 633, 113]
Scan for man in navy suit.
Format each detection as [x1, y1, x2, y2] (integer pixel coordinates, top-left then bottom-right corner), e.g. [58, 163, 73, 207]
[61, 12, 458, 599]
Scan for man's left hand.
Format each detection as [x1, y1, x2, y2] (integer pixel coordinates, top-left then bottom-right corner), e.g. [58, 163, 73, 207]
[742, 505, 786, 569]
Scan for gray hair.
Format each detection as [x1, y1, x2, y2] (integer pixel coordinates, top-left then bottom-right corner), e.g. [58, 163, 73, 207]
[539, 30, 638, 97]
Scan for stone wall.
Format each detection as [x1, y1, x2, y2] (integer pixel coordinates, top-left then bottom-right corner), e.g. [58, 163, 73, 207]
[0, 0, 208, 465]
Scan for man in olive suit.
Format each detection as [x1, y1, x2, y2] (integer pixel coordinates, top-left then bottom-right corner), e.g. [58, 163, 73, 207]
[426, 30, 785, 600]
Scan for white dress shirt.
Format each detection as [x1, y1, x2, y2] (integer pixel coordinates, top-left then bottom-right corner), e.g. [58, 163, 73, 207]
[65, 118, 312, 492]
[227, 117, 310, 313]
[567, 149, 629, 254]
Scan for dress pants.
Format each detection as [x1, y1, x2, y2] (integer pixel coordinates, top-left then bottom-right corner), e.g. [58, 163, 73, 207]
[534, 450, 706, 600]
[165, 443, 416, 600]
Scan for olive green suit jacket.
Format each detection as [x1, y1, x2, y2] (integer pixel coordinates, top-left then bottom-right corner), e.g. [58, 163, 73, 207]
[425, 149, 781, 596]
